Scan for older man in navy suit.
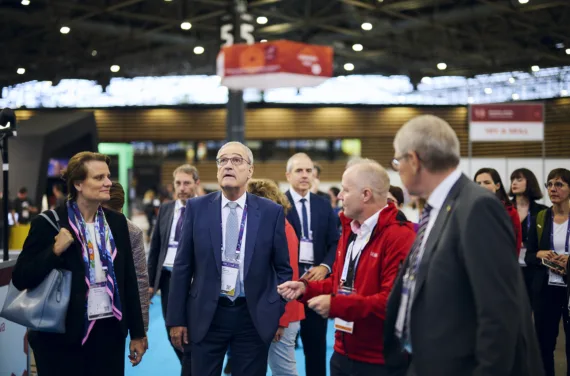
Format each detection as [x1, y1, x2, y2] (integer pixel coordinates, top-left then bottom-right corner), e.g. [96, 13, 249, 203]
[167, 141, 292, 376]
[285, 152, 340, 376]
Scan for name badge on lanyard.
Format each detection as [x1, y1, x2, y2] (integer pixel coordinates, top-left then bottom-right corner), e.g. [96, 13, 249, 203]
[548, 213, 570, 287]
[163, 242, 178, 268]
[334, 286, 356, 334]
[220, 205, 248, 297]
[88, 268, 113, 320]
[299, 238, 315, 264]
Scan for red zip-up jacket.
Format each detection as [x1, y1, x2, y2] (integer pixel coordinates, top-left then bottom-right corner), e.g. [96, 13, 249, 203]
[300, 203, 415, 364]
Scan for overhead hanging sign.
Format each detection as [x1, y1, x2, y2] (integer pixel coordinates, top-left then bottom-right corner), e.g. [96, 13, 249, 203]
[469, 103, 544, 142]
[217, 40, 333, 90]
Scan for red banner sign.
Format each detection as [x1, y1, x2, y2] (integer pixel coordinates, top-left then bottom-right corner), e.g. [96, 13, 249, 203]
[469, 103, 544, 142]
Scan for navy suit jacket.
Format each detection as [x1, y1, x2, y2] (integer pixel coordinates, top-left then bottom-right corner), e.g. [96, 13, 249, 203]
[166, 191, 292, 344]
[285, 191, 339, 269]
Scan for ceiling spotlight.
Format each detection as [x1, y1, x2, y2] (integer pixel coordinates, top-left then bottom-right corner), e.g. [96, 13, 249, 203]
[110, 65, 120, 73]
[518, 0, 529, 3]
[467, 97, 474, 104]
[512, 93, 520, 100]
[352, 44, 363, 52]
[60, 26, 71, 34]
[361, 22, 373, 31]
[21, 0, 30, 5]
[256, 16, 268, 25]
[17, 68, 25, 75]
[509, 77, 516, 84]
[437, 62, 447, 70]
[531, 65, 540, 72]
[260, 39, 268, 43]
[566, 49, 570, 55]
[91, 50, 98, 57]
[484, 87, 493, 94]
[193, 46, 204, 55]
[344, 63, 354, 71]
[164, 0, 172, 2]
[421, 76, 432, 84]
[180, 21, 192, 30]
[556, 43, 565, 49]
[562, 89, 569, 96]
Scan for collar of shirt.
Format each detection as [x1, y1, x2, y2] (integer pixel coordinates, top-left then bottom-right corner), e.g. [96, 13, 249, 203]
[350, 206, 386, 237]
[426, 168, 463, 212]
[221, 191, 247, 209]
[290, 189, 310, 206]
[175, 199, 185, 212]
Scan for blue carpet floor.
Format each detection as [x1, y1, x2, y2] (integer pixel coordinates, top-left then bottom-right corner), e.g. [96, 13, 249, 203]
[125, 296, 336, 375]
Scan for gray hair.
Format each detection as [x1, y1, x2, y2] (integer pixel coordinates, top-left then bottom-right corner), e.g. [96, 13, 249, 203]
[173, 164, 200, 182]
[346, 158, 390, 198]
[218, 141, 254, 165]
[394, 115, 460, 172]
[286, 152, 312, 173]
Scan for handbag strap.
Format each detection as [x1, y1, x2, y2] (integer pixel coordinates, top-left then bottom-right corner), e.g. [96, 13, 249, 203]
[39, 209, 61, 233]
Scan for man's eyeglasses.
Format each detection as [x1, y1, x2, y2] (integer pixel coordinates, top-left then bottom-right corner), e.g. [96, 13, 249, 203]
[391, 155, 408, 171]
[545, 181, 568, 190]
[216, 156, 250, 167]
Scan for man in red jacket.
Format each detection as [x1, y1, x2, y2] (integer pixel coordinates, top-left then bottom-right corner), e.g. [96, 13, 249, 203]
[278, 159, 416, 376]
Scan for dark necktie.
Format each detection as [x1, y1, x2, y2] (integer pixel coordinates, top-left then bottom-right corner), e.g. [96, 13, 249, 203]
[300, 198, 309, 239]
[174, 206, 186, 242]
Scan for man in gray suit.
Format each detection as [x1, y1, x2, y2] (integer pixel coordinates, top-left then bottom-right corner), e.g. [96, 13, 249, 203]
[383, 115, 543, 376]
[148, 164, 200, 366]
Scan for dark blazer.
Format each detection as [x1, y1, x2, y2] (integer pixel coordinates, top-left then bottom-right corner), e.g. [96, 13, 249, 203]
[384, 175, 543, 376]
[147, 200, 176, 291]
[520, 201, 548, 245]
[525, 207, 553, 294]
[12, 205, 145, 344]
[165, 191, 292, 344]
[285, 191, 339, 269]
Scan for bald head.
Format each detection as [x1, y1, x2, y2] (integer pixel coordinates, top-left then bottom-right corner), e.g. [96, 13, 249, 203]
[346, 159, 390, 198]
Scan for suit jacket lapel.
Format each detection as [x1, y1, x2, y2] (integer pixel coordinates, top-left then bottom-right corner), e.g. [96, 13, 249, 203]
[209, 192, 223, 275]
[286, 191, 302, 239]
[309, 192, 317, 240]
[161, 202, 175, 257]
[412, 175, 467, 304]
[244, 193, 260, 279]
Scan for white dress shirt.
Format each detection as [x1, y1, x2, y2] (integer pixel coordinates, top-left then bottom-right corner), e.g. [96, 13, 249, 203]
[163, 200, 185, 269]
[289, 189, 312, 239]
[221, 191, 248, 296]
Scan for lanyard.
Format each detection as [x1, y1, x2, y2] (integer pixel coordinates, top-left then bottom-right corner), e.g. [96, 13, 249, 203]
[221, 204, 248, 258]
[550, 212, 570, 254]
[341, 232, 371, 284]
[526, 213, 531, 233]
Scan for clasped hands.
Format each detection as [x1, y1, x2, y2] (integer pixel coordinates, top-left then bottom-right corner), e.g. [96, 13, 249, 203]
[277, 272, 332, 319]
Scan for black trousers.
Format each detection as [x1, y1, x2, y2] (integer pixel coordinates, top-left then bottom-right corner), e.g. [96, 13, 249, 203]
[191, 299, 270, 376]
[160, 269, 184, 362]
[534, 284, 570, 376]
[29, 318, 126, 376]
[300, 305, 328, 376]
[521, 266, 537, 310]
[330, 352, 388, 376]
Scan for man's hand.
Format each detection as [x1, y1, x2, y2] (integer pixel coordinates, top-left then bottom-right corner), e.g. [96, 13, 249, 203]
[273, 326, 285, 342]
[307, 295, 331, 318]
[277, 281, 306, 301]
[303, 265, 329, 281]
[170, 326, 188, 352]
[537, 250, 556, 260]
[128, 338, 147, 366]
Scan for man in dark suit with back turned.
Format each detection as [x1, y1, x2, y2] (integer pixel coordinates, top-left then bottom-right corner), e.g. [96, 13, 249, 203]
[147, 164, 200, 370]
[167, 141, 292, 376]
[384, 115, 543, 376]
[285, 152, 339, 376]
